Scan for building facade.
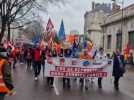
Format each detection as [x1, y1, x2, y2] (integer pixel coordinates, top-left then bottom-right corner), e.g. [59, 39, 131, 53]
[102, 4, 134, 55]
[84, 2, 111, 48]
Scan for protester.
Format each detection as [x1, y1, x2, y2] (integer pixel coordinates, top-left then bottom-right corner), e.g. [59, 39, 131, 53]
[46, 47, 54, 87]
[33, 46, 41, 80]
[24, 48, 28, 64]
[20, 48, 25, 64]
[51, 48, 57, 57]
[41, 49, 46, 77]
[0, 45, 15, 100]
[95, 48, 107, 89]
[16, 47, 20, 61]
[63, 49, 72, 88]
[64, 48, 72, 57]
[12, 47, 17, 69]
[58, 48, 64, 57]
[112, 51, 125, 91]
[26, 48, 32, 69]
[31, 47, 35, 72]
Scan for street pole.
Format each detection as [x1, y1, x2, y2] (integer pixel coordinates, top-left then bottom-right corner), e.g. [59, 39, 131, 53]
[121, 0, 124, 52]
[111, 0, 124, 51]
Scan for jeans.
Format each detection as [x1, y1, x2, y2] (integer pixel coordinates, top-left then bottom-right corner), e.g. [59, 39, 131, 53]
[33, 61, 41, 77]
[13, 58, 17, 68]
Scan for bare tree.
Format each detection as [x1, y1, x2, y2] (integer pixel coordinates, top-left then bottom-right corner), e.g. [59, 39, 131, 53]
[0, 0, 67, 43]
[0, 0, 35, 42]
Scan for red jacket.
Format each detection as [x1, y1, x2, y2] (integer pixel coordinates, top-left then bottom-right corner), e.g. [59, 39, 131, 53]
[34, 49, 41, 62]
[12, 49, 16, 58]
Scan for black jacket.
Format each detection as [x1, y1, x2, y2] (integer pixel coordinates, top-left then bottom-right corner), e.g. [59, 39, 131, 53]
[112, 54, 125, 78]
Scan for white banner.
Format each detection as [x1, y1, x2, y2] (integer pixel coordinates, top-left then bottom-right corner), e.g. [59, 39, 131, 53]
[45, 57, 113, 78]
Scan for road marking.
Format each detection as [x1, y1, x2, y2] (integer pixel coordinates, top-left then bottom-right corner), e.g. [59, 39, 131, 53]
[53, 78, 60, 96]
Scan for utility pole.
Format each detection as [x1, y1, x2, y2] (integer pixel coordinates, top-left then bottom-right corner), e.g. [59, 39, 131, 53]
[111, 0, 124, 52]
[121, 0, 124, 52]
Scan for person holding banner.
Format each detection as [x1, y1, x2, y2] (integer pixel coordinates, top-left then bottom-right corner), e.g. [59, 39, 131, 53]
[51, 49, 57, 57]
[95, 48, 107, 89]
[58, 48, 64, 57]
[46, 47, 54, 87]
[63, 49, 72, 88]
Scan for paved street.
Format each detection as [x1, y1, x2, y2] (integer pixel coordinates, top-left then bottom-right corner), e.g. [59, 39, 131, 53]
[5, 63, 134, 100]
[1, 1, 134, 100]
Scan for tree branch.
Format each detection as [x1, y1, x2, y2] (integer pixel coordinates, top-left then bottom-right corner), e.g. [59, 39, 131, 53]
[14, 2, 34, 21]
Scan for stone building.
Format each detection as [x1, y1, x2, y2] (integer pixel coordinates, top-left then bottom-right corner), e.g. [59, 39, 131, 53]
[84, 2, 111, 48]
[101, 4, 134, 56]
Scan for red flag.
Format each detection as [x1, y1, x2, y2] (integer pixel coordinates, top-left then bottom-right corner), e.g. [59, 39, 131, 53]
[124, 42, 131, 54]
[48, 31, 56, 41]
[46, 18, 54, 32]
[124, 41, 132, 60]
[47, 30, 56, 49]
[127, 41, 131, 50]
[48, 38, 53, 49]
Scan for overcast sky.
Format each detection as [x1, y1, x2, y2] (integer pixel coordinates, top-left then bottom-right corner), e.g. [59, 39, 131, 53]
[39, 0, 134, 34]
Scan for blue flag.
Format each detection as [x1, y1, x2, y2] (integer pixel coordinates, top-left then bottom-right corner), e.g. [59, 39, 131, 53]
[71, 41, 79, 58]
[32, 33, 40, 44]
[58, 20, 66, 41]
[91, 47, 97, 59]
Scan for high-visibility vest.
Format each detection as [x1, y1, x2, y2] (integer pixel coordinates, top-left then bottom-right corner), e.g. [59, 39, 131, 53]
[0, 59, 10, 93]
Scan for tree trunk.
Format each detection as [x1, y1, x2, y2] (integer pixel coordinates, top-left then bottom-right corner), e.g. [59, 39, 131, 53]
[0, 24, 6, 43]
[7, 23, 11, 41]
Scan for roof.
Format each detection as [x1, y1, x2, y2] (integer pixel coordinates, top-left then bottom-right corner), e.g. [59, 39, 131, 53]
[110, 3, 134, 15]
[102, 3, 134, 26]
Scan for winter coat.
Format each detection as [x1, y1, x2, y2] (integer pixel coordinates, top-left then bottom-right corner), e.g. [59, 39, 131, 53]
[112, 53, 125, 78]
[34, 49, 41, 62]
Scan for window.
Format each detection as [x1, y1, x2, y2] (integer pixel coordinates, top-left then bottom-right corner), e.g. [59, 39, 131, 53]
[116, 33, 122, 51]
[129, 32, 134, 49]
[107, 35, 112, 49]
